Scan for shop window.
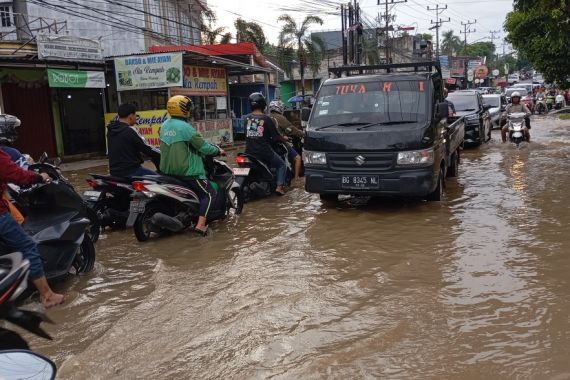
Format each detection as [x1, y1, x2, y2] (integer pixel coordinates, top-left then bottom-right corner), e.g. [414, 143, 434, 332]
[188, 95, 228, 121]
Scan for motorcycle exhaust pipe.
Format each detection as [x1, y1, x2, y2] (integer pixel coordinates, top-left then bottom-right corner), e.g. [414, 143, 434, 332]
[151, 213, 185, 232]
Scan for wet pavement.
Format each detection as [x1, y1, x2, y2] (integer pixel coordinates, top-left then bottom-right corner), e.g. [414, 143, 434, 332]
[23, 116, 570, 379]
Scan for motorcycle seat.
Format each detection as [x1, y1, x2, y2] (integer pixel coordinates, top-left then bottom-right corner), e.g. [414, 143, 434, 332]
[135, 174, 189, 187]
[90, 174, 131, 183]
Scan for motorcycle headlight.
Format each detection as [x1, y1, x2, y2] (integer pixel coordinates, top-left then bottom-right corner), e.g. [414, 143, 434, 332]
[302, 150, 327, 165]
[397, 148, 434, 167]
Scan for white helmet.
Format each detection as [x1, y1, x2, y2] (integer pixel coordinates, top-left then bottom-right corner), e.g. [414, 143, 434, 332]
[269, 100, 285, 114]
[511, 91, 521, 99]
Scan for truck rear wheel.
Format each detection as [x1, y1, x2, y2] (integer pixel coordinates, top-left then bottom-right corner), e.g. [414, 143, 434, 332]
[447, 150, 459, 178]
[427, 168, 444, 201]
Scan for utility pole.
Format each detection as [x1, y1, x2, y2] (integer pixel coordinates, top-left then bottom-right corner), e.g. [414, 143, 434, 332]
[378, 0, 407, 64]
[13, 0, 32, 40]
[460, 20, 477, 54]
[489, 29, 500, 62]
[341, 4, 348, 65]
[427, 4, 449, 59]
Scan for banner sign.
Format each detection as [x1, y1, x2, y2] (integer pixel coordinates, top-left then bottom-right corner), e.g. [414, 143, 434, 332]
[37, 35, 103, 61]
[47, 69, 105, 88]
[178, 65, 227, 96]
[439, 55, 449, 68]
[441, 68, 451, 80]
[114, 53, 183, 91]
[104, 110, 233, 147]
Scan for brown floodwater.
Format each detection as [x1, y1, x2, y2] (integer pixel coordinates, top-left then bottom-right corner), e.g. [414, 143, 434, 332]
[21, 116, 570, 379]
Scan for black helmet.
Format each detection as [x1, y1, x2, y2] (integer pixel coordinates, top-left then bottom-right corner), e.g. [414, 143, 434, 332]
[249, 92, 267, 111]
[0, 114, 21, 145]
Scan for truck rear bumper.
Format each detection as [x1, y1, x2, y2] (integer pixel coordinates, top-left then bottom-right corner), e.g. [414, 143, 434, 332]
[305, 168, 436, 197]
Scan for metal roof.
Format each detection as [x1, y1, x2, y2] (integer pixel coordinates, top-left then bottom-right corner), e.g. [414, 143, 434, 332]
[110, 49, 273, 76]
[0, 55, 105, 70]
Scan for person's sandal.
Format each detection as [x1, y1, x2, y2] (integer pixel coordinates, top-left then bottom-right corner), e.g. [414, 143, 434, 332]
[275, 189, 286, 196]
[192, 227, 208, 237]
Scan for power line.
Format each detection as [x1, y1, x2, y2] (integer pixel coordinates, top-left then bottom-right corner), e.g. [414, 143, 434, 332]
[460, 19, 477, 52]
[378, 0, 408, 63]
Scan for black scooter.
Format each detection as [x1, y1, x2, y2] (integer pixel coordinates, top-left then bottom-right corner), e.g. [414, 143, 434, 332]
[0, 252, 57, 379]
[1, 156, 96, 280]
[234, 143, 293, 201]
[83, 174, 133, 232]
[126, 154, 244, 242]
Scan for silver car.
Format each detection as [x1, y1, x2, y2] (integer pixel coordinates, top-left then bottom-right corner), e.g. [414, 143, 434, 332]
[483, 94, 506, 129]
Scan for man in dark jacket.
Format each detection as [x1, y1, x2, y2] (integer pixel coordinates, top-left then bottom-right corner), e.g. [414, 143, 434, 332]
[107, 104, 161, 177]
[0, 150, 65, 308]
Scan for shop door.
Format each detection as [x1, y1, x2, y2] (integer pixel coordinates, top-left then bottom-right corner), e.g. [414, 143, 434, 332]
[1, 82, 57, 158]
[60, 89, 105, 155]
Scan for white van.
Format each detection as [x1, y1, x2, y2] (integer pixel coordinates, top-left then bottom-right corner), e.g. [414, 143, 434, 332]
[507, 73, 520, 84]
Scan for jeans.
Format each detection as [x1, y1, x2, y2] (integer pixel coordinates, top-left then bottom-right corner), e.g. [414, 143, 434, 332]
[129, 166, 157, 177]
[287, 146, 299, 162]
[0, 212, 44, 280]
[267, 151, 287, 187]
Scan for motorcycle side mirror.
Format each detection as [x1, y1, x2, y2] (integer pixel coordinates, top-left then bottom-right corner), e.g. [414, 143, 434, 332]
[53, 157, 62, 167]
[38, 152, 48, 164]
[301, 107, 311, 122]
[0, 350, 57, 380]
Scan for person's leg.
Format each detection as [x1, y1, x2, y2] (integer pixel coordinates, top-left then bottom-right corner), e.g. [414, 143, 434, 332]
[267, 152, 287, 194]
[0, 213, 65, 308]
[287, 147, 302, 180]
[185, 179, 216, 234]
[501, 125, 508, 142]
[130, 166, 157, 177]
[525, 117, 531, 141]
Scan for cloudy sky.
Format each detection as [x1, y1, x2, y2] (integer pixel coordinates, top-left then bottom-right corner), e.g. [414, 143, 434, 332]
[207, 0, 514, 51]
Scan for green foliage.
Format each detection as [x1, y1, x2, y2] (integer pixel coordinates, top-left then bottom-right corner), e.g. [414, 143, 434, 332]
[277, 14, 325, 78]
[441, 30, 462, 57]
[235, 18, 267, 53]
[464, 41, 496, 59]
[559, 114, 570, 120]
[505, 1, 570, 86]
[421, 33, 433, 42]
[200, 9, 226, 45]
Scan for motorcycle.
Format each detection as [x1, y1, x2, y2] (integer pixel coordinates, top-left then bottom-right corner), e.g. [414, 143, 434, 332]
[522, 95, 535, 114]
[126, 153, 244, 242]
[234, 143, 293, 201]
[1, 154, 96, 280]
[535, 97, 548, 115]
[507, 112, 528, 147]
[555, 94, 565, 110]
[83, 174, 134, 232]
[546, 94, 555, 110]
[0, 252, 57, 379]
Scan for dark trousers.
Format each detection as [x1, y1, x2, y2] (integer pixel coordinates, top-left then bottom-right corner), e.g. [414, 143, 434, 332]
[184, 179, 217, 218]
[0, 212, 44, 280]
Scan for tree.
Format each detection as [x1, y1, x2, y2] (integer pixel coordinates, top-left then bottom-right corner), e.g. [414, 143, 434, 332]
[200, 9, 226, 45]
[505, 1, 570, 86]
[277, 14, 325, 97]
[220, 32, 232, 45]
[234, 18, 267, 53]
[464, 41, 495, 59]
[421, 33, 433, 42]
[441, 30, 462, 56]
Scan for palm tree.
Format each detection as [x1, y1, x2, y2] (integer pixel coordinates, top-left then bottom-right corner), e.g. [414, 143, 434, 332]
[277, 14, 325, 98]
[235, 18, 267, 53]
[441, 30, 462, 57]
[200, 9, 226, 45]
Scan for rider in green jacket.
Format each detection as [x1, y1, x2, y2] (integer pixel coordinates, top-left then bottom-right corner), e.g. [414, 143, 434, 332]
[160, 96, 223, 235]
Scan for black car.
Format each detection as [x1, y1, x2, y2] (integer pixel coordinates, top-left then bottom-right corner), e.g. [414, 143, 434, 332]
[447, 90, 492, 146]
[302, 62, 465, 202]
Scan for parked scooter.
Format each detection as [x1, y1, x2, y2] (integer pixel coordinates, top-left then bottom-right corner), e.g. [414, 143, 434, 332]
[83, 174, 134, 232]
[555, 94, 565, 110]
[1, 154, 96, 279]
[0, 252, 57, 379]
[126, 153, 244, 242]
[234, 143, 293, 201]
[507, 112, 528, 146]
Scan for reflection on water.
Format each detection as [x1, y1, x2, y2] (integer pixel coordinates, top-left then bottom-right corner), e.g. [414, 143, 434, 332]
[19, 117, 570, 379]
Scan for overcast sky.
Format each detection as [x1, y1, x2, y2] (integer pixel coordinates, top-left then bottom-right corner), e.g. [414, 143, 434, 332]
[207, 0, 514, 52]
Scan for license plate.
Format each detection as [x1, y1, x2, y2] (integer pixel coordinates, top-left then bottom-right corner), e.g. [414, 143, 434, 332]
[233, 167, 251, 176]
[129, 200, 147, 213]
[341, 175, 380, 190]
[83, 190, 102, 199]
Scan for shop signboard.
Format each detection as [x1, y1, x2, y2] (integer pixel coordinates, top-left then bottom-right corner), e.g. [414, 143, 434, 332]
[441, 67, 451, 79]
[47, 69, 106, 88]
[37, 35, 103, 62]
[114, 53, 183, 91]
[104, 110, 233, 147]
[173, 65, 228, 96]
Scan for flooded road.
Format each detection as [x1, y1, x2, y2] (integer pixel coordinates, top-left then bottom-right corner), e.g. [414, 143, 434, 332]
[27, 116, 570, 379]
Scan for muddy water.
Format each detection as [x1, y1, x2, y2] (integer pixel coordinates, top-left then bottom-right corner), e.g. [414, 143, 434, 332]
[25, 117, 570, 379]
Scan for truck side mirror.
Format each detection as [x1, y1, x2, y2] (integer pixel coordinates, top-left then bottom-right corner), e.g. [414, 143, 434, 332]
[437, 102, 448, 119]
[301, 107, 311, 122]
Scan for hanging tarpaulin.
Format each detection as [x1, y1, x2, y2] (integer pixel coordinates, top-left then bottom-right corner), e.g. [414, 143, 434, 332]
[47, 69, 106, 88]
[114, 52, 183, 91]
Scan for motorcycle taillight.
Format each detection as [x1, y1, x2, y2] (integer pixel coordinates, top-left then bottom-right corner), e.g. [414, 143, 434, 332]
[86, 179, 98, 188]
[236, 156, 249, 166]
[132, 181, 148, 192]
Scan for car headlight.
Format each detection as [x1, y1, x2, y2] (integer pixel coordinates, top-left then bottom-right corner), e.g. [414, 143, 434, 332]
[397, 148, 434, 166]
[303, 150, 327, 165]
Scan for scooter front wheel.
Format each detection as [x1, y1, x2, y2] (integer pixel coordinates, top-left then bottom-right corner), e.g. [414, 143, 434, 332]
[72, 233, 96, 274]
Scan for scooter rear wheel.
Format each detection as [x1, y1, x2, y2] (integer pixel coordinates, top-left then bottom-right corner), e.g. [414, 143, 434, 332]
[134, 204, 165, 242]
[72, 233, 96, 274]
